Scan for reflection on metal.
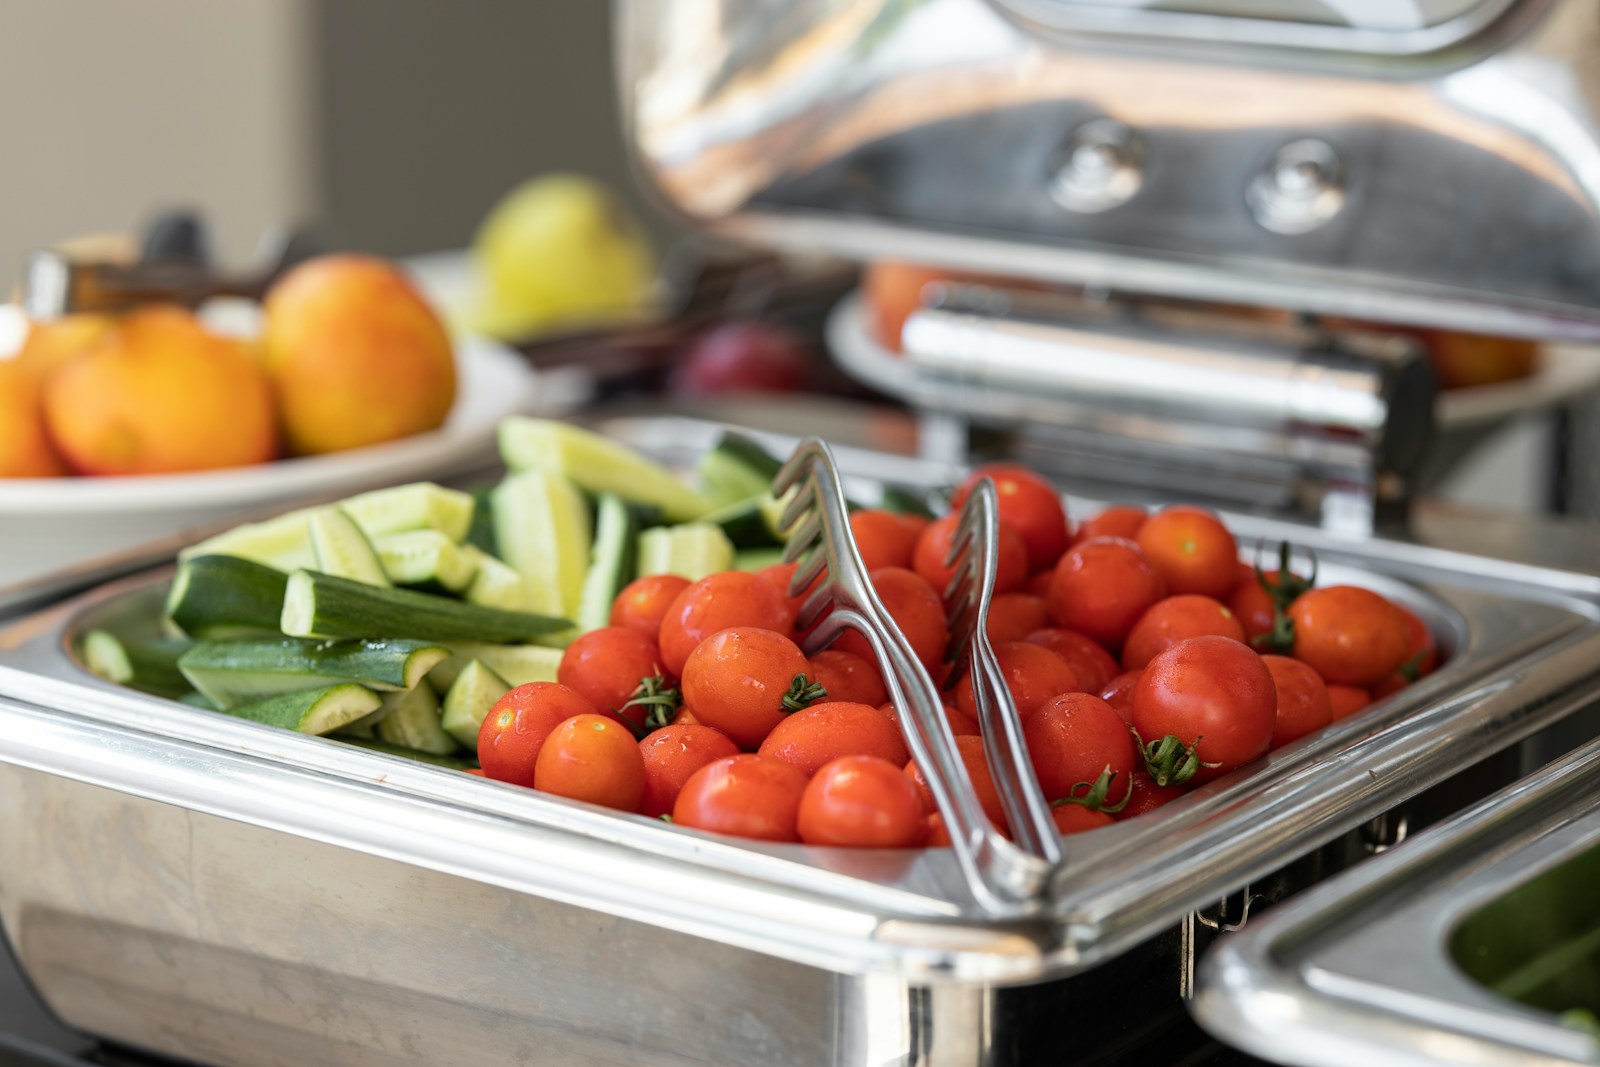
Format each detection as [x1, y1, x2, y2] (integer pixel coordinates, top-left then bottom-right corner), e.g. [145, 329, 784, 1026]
[1247, 139, 1346, 235]
[1048, 119, 1145, 214]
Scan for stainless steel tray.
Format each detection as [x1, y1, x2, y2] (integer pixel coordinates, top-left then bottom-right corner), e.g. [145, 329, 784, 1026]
[3, 412, 1600, 1066]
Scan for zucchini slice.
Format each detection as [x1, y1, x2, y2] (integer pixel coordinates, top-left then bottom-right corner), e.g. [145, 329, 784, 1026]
[430, 642, 563, 692]
[340, 483, 475, 543]
[498, 416, 712, 523]
[166, 554, 290, 639]
[177, 637, 450, 710]
[375, 530, 479, 593]
[493, 469, 592, 618]
[636, 523, 735, 582]
[80, 631, 193, 697]
[576, 493, 639, 632]
[280, 570, 569, 643]
[376, 680, 457, 755]
[461, 547, 527, 612]
[180, 508, 317, 571]
[440, 659, 513, 749]
[309, 508, 391, 586]
[222, 683, 383, 736]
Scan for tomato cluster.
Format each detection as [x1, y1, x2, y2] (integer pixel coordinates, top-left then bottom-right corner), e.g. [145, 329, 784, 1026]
[476, 462, 1439, 850]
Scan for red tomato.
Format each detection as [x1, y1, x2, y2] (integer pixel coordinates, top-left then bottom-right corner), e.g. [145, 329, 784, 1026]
[1227, 569, 1281, 644]
[876, 701, 982, 739]
[463, 767, 486, 777]
[1121, 595, 1246, 671]
[1074, 504, 1148, 545]
[533, 714, 647, 812]
[557, 627, 665, 728]
[951, 642, 1083, 721]
[1026, 569, 1055, 598]
[986, 593, 1053, 645]
[609, 574, 691, 641]
[1398, 605, 1439, 677]
[1370, 673, 1410, 700]
[757, 560, 822, 621]
[1098, 670, 1143, 724]
[1136, 506, 1239, 599]
[758, 701, 911, 777]
[905, 734, 1008, 827]
[1288, 585, 1410, 688]
[1327, 684, 1372, 720]
[1051, 804, 1114, 835]
[806, 649, 888, 707]
[1113, 771, 1188, 821]
[912, 511, 1028, 598]
[1261, 655, 1333, 748]
[1024, 692, 1138, 805]
[478, 682, 598, 787]
[1131, 636, 1276, 784]
[658, 571, 795, 677]
[672, 754, 809, 841]
[1025, 628, 1120, 693]
[797, 756, 927, 847]
[950, 464, 1070, 573]
[1047, 538, 1166, 650]
[835, 567, 949, 674]
[924, 811, 1015, 847]
[638, 724, 740, 818]
[680, 627, 811, 749]
[849, 509, 929, 572]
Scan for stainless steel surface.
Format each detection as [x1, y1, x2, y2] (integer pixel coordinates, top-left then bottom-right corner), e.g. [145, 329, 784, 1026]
[1191, 732, 1600, 1067]
[617, 0, 1600, 340]
[776, 438, 1050, 905]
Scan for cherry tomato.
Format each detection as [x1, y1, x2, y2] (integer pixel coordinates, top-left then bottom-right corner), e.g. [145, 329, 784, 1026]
[1024, 692, 1138, 806]
[950, 464, 1070, 573]
[912, 511, 1028, 597]
[905, 734, 1008, 827]
[1051, 804, 1114, 835]
[1027, 569, 1055, 598]
[680, 627, 810, 749]
[1228, 569, 1281, 644]
[463, 767, 486, 777]
[1327, 684, 1372, 720]
[1370, 673, 1410, 700]
[659, 571, 795, 677]
[849, 509, 929, 571]
[638, 723, 740, 818]
[533, 714, 647, 811]
[1025, 628, 1120, 693]
[1098, 670, 1143, 724]
[558, 626, 664, 728]
[1047, 537, 1166, 650]
[759, 701, 910, 777]
[1113, 770, 1188, 821]
[1398, 605, 1439, 677]
[609, 574, 691, 641]
[876, 701, 982, 739]
[1136, 506, 1239, 599]
[1121, 595, 1246, 671]
[806, 649, 888, 707]
[1261, 655, 1333, 748]
[951, 642, 1082, 721]
[835, 567, 949, 674]
[924, 811, 1012, 847]
[985, 593, 1052, 645]
[673, 754, 809, 841]
[756, 560, 812, 620]
[1130, 636, 1276, 783]
[1074, 504, 1148, 545]
[1288, 585, 1410, 688]
[478, 682, 598, 787]
[797, 755, 927, 847]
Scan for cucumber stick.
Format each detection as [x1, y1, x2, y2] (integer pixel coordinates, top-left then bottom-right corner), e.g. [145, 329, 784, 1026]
[181, 509, 317, 571]
[637, 523, 735, 582]
[223, 683, 382, 736]
[462, 547, 526, 611]
[733, 547, 786, 572]
[376, 681, 457, 755]
[696, 432, 782, 507]
[429, 642, 562, 692]
[80, 631, 193, 697]
[440, 660, 512, 749]
[577, 493, 638, 632]
[309, 508, 390, 586]
[493, 470, 591, 617]
[281, 571, 569, 643]
[177, 637, 449, 710]
[375, 530, 478, 592]
[166, 555, 290, 639]
[339, 483, 474, 543]
[498, 417, 711, 523]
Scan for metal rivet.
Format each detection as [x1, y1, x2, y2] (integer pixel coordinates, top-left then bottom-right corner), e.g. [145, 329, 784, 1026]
[1248, 139, 1345, 235]
[1049, 119, 1144, 214]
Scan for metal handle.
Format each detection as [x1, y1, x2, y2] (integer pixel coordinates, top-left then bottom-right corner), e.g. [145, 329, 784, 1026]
[774, 439, 1050, 910]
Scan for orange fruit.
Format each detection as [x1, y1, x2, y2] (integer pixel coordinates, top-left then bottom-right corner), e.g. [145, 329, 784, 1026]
[44, 305, 278, 475]
[261, 255, 456, 455]
[0, 361, 68, 477]
[14, 314, 115, 383]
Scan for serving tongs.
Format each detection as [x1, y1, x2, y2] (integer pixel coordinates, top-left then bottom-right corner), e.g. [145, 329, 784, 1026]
[774, 439, 1054, 912]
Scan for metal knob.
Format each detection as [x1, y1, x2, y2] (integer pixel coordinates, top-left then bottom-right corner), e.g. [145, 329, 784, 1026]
[1247, 140, 1345, 235]
[1049, 119, 1144, 214]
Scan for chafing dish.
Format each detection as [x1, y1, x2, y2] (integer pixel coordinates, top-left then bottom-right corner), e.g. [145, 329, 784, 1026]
[3, 409, 1600, 1066]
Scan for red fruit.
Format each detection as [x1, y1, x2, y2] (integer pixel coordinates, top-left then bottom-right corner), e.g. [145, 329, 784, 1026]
[638, 724, 740, 818]
[1047, 537, 1166, 650]
[986, 593, 1053, 645]
[1327, 684, 1372, 720]
[835, 567, 949, 674]
[658, 571, 795, 677]
[680, 627, 811, 750]
[609, 574, 692, 642]
[1098, 670, 1143, 724]
[849, 509, 929, 572]
[1026, 628, 1120, 693]
[1288, 585, 1410, 688]
[1114, 771, 1188, 821]
[1121, 595, 1246, 671]
[533, 714, 647, 812]
[913, 511, 1028, 597]
[876, 701, 982, 739]
[668, 321, 811, 396]
[797, 756, 927, 848]
[758, 701, 911, 777]
[1130, 636, 1276, 784]
[1024, 692, 1138, 806]
[951, 641, 1083, 721]
[1261, 655, 1333, 748]
[672, 754, 810, 842]
[1398, 605, 1439, 677]
[1074, 505, 1148, 545]
[1051, 804, 1115, 835]
[950, 464, 1070, 573]
[905, 734, 1007, 827]
[1371, 674, 1410, 700]
[1136, 506, 1240, 600]
[477, 682, 598, 787]
[557, 626, 665, 728]
[806, 649, 888, 707]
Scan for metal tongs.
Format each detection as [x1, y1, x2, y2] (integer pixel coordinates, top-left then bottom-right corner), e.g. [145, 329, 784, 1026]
[774, 439, 1054, 911]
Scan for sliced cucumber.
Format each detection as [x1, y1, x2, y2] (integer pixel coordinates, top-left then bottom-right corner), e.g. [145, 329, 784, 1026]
[465, 485, 497, 556]
[430, 642, 563, 692]
[375, 530, 478, 593]
[177, 637, 450, 710]
[376, 680, 457, 755]
[493, 469, 592, 617]
[702, 495, 784, 550]
[498, 416, 712, 523]
[310, 508, 391, 586]
[880, 485, 937, 519]
[340, 483, 475, 543]
[440, 660, 512, 749]
[342, 736, 477, 769]
[280, 570, 569, 643]
[461, 547, 528, 611]
[178, 691, 219, 711]
[733, 547, 786, 572]
[222, 683, 383, 736]
[636, 523, 735, 582]
[80, 631, 193, 697]
[180, 508, 316, 571]
[166, 554, 290, 640]
[576, 493, 639, 632]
